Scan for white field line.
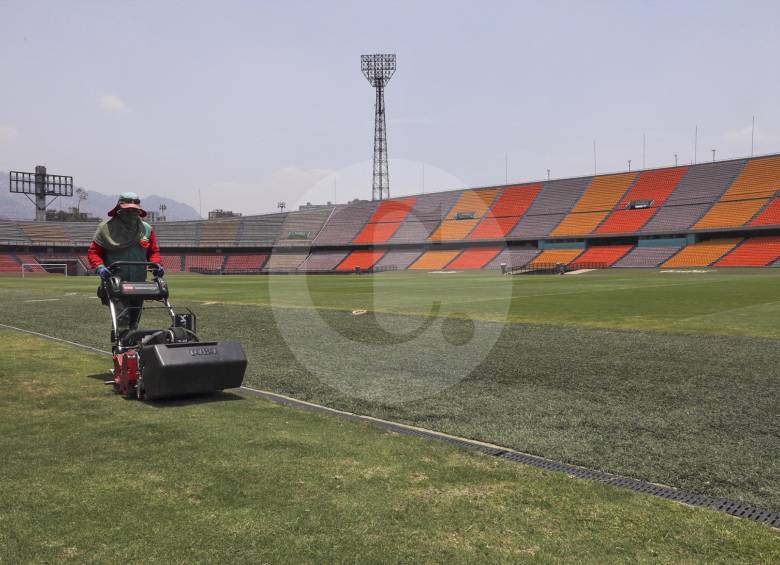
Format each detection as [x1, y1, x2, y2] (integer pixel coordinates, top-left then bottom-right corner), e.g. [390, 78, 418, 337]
[23, 298, 61, 303]
[438, 278, 729, 306]
[679, 300, 780, 322]
[0, 323, 111, 355]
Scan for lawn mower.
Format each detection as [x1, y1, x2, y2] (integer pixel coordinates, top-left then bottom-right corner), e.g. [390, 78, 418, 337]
[100, 261, 247, 400]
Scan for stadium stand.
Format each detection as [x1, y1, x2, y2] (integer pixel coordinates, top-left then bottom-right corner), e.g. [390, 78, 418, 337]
[353, 197, 416, 244]
[18, 222, 70, 244]
[751, 195, 780, 226]
[373, 248, 424, 270]
[369, 197, 417, 223]
[224, 253, 269, 273]
[447, 189, 501, 220]
[0, 252, 20, 272]
[264, 251, 308, 272]
[613, 246, 683, 268]
[470, 183, 543, 240]
[160, 254, 184, 272]
[3, 154, 780, 273]
[153, 221, 202, 246]
[336, 250, 386, 271]
[15, 254, 46, 272]
[661, 238, 743, 267]
[409, 249, 461, 270]
[552, 172, 637, 236]
[200, 219, 240, 246]
[596, 167, 688, 234]
[353, 222, 403, 245]
[185, 254, 225, 271]
[313, 202, 377, 246]
[237, 214, 287, 246]
[276, 208, 333, 247]
[0, 220, 29, 243]
[570, 244, 633, 268]
[61, 222, 99, 245]
[428, 219, 479, 242]
[641, 160, 745, 233]
[390, 191, 461, 243]
[529, 248, 583, 267]
[484, 247, 540, 269]
[429, 189, 500, 242]
[510, 177, 592, 238]
[695, 155, 780, 229]
[299, 250, 349, 271]
[714, 236, 780, 267]
[446, 247, 502, 269]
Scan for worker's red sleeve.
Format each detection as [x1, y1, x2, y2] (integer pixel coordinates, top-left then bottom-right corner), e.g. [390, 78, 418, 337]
[88, 241, 106, 269]
[147, 230, 162, 264]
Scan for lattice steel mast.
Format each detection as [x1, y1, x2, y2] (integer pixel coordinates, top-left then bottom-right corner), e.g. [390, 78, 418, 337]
[361, 54, 396, 201]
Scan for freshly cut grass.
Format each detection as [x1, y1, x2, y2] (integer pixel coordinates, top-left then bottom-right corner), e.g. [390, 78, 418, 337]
[1, 278, 778, 512]
[3, 268, 780, 337]
[0, 329, 778, 563]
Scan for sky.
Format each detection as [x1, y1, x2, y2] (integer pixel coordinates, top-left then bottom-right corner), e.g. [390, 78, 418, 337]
[1, 0, 779, 217]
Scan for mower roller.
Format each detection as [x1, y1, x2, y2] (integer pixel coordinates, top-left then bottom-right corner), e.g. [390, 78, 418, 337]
[100, 261, 247, 400]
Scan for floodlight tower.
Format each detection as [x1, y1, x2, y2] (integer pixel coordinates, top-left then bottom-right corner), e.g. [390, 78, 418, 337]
[361, 54, 396, 201]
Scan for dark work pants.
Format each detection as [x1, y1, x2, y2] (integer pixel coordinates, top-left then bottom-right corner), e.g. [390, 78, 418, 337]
[115, 297, 144, 332]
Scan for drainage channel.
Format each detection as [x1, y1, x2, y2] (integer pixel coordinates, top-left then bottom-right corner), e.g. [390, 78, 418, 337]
[2, 321, 778, 529]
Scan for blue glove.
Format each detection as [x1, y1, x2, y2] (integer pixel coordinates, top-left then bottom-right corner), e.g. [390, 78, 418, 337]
[97, 266, 111, 279]
[154, 266, 165, 278]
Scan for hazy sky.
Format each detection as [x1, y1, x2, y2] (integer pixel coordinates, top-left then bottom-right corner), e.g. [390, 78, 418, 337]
[1, 1, 779, 216]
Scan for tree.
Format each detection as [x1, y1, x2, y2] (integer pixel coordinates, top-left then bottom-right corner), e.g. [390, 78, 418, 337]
[75, 188, 88, 214]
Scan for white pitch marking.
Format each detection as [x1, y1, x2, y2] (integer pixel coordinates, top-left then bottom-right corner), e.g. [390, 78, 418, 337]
[23, 298, 61, 303]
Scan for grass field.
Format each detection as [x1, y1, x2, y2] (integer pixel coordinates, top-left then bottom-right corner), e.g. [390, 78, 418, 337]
[0, 269, 778, 519]
[2, 328, 779, 562]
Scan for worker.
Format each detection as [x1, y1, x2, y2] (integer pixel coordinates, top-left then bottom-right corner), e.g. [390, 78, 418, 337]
[88, 192, 164, 333]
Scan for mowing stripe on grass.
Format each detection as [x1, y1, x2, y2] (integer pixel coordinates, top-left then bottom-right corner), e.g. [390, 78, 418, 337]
[2, 321, 778, 530]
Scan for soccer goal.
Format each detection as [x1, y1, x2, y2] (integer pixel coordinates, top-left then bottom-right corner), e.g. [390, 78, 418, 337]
[21, 263, 69, 277]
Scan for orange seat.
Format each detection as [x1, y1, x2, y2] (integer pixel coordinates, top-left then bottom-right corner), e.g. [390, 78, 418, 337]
[662, 238, 742, 267]
[368, 197, 417, 223]
[529, 248, 583, 267]
[552, 172, 637, 236]
[715, 236, 780, 267]
[429, 219, 479, 241]
[352, 222, 401, 244]
[596, 167, 688, 234]
[570, 244, 633, 268]
[409, 250, 461, 270]
[470, 184, 542, 240]
[695, 155, 780, 229]
[750, 197, 780, 226]
[445, 189, 501, 220]
[446, 247, 502, 269]
[336, 250, 386, 271]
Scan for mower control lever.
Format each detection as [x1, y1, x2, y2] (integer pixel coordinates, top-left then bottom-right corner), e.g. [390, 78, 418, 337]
[107, 261, 164, 278]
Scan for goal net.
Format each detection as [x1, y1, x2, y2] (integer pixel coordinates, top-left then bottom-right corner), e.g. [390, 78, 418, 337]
[21, 263, 69, 277]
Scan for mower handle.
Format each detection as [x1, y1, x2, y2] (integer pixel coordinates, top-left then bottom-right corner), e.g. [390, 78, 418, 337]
[107, 261, 162, 273]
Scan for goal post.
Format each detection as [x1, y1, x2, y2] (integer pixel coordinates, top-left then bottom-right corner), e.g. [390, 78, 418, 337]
[21, 263, 68, 277]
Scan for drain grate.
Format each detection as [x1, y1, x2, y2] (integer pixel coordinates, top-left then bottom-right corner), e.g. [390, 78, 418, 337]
[1, 324, 776, 529]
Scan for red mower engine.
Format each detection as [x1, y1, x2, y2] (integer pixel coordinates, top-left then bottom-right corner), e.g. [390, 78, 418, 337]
[113, 350, 140, 399]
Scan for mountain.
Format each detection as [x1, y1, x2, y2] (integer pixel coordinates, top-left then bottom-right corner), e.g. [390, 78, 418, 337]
[0, 172, 201, 221]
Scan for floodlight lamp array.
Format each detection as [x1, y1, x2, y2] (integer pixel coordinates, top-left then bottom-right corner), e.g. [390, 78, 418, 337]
[9, 171, 73, 197]
[361, 54, 396, 86]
